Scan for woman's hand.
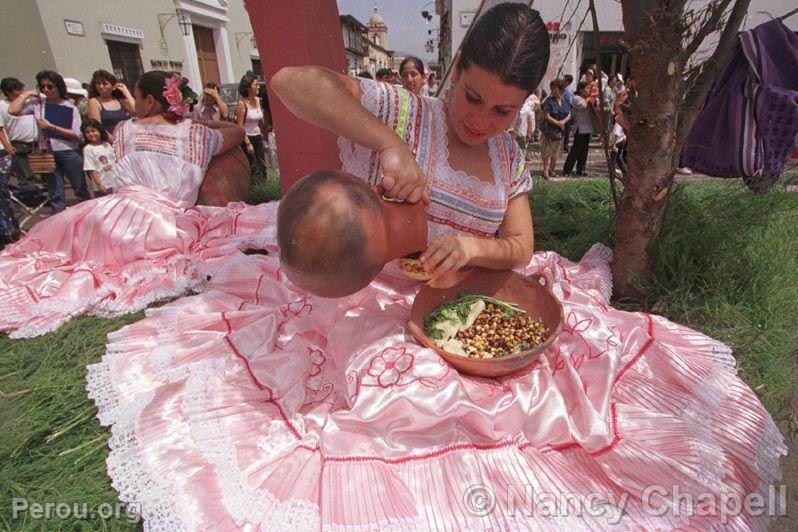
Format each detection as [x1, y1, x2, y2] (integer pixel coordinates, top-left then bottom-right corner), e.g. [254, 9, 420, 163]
[378, 142, 429, 204]
[245, 142, 255, 155]
[420, 235, 476, 279]
[37, 118, 53, 131]
[115, 83, 131, 97]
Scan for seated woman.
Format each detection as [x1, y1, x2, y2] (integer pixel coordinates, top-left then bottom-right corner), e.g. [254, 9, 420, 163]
[86, 5, 784, 530]
[0, 71, 249, 338]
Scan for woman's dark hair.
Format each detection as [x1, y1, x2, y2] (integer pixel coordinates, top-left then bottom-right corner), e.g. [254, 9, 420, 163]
[357, 71, 373, 79]
[238, 74, 258, 97]
[0, 77, 24, 97]
[88, 69, 122, 99]
[399, 57, 425, 75]
[81, 118, 110, 143]
[35, 70, 67, 99]
[204, 82, 219, 91]
[136, 70, 190, 122]
[576, 81, 588, 94]
[459, 3, 550, 94]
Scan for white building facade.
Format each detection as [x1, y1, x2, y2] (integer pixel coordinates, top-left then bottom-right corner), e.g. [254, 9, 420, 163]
[0, 0, 261, 92]
[435, 0, 798, 91]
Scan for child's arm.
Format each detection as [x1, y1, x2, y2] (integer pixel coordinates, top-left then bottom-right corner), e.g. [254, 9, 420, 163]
[83, 149, 106, 194]
[87, 170, 105, 194]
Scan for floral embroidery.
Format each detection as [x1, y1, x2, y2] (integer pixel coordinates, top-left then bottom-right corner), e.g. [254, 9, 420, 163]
[279, 295, 312, 318]
[366, 347, 414, 388]
[309, 348, 326, 377]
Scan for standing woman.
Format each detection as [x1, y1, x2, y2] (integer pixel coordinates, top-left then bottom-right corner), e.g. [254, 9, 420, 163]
[86, 69, 136, 137]
[399, 56, 427, 96]
[9, 70, 89, 212]
[234, 73, 266, 175]
[539, 79, 569, 179]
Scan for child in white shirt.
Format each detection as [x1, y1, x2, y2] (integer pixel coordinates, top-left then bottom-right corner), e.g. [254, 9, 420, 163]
[81, 119, 117, 196]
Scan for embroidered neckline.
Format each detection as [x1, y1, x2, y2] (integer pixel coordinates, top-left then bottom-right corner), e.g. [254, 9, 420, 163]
[433, 100, 502, 193]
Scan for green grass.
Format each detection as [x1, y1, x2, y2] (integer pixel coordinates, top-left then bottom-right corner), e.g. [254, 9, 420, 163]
[1, 175, 796, 529]
[250, 167, 282, 204]
[0, 313, 144, 531]
[531, 177, 798, 414]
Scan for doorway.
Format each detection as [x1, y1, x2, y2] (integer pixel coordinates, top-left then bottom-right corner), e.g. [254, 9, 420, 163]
[193, 25, 221, 85]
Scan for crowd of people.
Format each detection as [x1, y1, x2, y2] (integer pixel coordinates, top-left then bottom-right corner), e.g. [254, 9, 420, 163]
[357, 56, 440, 96]
[0, 68, 273, 249]
[512, 66, 637, 179]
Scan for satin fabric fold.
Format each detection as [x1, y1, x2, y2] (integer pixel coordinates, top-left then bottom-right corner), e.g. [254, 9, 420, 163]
[87, 202, 786, 531]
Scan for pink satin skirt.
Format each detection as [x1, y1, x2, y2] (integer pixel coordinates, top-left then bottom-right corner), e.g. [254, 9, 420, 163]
[0, 186, 265, 338]
[86, 203, 786, 531]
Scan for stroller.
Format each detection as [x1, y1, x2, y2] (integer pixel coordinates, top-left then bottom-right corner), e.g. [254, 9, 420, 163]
[9, 182, 49, 232]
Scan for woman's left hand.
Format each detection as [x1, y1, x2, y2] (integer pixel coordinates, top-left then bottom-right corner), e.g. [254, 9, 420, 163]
[420, 235, 475, 279]
[115, 83, 131, 96]
[37, 118, 53, 131]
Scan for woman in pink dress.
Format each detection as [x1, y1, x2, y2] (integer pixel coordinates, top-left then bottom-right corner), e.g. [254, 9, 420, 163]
[0, 71, 251, 338]
[87, 5, 785, 530]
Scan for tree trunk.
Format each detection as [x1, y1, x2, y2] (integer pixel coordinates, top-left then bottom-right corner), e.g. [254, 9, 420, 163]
[613, 2, 686, 299]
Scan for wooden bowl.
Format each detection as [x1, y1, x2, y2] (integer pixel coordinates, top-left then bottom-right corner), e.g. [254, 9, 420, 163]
[408, 269, 564, 378]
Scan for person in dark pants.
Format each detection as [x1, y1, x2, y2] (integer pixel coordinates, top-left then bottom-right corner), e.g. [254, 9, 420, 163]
[235, 74, 267, 176]
[0, 77, 37, 184]
[563, 82, 595, 177]
[8, 70, 89, 212]
[560, 74, 574, 152]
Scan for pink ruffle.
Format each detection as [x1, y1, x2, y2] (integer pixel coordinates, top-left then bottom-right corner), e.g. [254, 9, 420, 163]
[86, 210, 786, 530]
[0, 190, 275, 338]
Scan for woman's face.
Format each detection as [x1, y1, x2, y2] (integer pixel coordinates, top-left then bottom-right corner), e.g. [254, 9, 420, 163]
[84, 126, 101, 144]
[401, 62, 425, 95]
[133, 86, 160, 118]
[38, 78, 61, 102]
[447, 64, 528, 146]
[95, 78, 114, 98]
[250, 79, 259, 97]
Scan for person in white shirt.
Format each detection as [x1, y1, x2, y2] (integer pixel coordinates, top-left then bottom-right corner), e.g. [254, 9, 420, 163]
[562, 82, 596, 177]
[191, 82, 228, 122]
[515, 92, 540, 155]
[0, 77, 38, 183]
[81, 119, 117, 196]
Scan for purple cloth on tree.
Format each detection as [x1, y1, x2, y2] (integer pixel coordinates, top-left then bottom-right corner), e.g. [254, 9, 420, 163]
[680, 19, 798, 191]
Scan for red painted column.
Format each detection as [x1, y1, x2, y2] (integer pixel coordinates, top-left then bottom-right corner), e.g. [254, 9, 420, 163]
[244, 0, 346, 193]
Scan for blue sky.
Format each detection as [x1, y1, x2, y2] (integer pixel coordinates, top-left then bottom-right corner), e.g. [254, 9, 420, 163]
[337, 0, 438, 62]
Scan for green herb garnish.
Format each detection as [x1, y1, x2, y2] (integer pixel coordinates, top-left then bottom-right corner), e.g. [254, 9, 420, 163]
[423, 293, 524, 338]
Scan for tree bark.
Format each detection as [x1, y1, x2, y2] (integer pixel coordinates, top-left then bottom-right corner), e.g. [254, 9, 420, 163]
[613, 1, 686, 299]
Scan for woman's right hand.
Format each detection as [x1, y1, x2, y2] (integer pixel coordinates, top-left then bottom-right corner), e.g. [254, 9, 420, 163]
[245, 143, 255, 155]
[377, 142, 429, 204]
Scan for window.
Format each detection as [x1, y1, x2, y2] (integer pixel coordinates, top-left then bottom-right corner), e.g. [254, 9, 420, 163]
[107, 40, 144, 87]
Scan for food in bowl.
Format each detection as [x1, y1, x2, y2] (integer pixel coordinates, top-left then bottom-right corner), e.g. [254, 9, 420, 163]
[399, 252, 433, 281]
[423, 294, 549, 359]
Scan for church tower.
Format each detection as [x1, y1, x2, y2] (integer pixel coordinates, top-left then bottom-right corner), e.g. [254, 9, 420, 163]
[367, 6, 388, 49]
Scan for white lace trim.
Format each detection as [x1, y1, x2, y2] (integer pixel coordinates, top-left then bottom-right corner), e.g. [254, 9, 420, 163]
[182, 360, 322, 530]
[85, 357, 185, 530]
[431, 101, 504, 197]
